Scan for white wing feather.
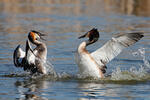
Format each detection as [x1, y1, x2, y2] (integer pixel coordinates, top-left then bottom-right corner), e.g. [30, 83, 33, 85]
[17, 48, 25, 64]
[13, 45, 25, 67]
[91, 32, 143, 67]
[18, 48, 25, 58]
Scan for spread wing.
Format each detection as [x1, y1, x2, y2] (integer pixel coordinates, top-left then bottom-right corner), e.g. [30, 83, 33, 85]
[13, 40, 43, 73]
[91, 32, 144, 67]
[13, 40, 35, 67]
[13, 45, 25, 67]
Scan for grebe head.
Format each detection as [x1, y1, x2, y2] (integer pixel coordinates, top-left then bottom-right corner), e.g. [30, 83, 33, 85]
[28, 30, 46, 43]
[78, 28, 99, 45]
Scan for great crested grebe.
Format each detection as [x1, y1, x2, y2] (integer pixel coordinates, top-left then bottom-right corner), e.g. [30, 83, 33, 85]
[75, 28, 144, 79]
[13, 30, 47, 74]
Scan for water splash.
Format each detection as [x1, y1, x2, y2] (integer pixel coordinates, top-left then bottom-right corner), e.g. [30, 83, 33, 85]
[111, 48, 150, 81]
[132, 47, 150, 71]
[44, 60, 57, 77]
[44, 59, 72, 79]
[111, 66, 148, 80]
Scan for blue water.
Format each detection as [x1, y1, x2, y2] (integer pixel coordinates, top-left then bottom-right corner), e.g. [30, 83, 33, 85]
[0, 0, 150, 99]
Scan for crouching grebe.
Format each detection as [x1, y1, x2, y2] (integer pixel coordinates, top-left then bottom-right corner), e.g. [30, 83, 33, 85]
[13, 30, 47, 74]
[75, 28, 144, 79]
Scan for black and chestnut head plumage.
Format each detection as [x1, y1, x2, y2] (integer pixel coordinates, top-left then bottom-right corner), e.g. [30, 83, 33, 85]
[28, 30, 46, 44]
[79, 28, 99, 45]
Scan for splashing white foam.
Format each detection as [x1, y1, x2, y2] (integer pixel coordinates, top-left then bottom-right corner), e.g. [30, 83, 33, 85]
[44, 60, 57, 77]
[111, 65, 147, 80]
[133, 48, 150, 69]
[44, 59, 71, 79]
[111, 48, 150, 80]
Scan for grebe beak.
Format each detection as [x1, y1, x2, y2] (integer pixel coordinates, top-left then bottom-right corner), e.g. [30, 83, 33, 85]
[78, 32, 89, 39]
[37, 32, 47, 41]
[78, 28, 99, 41]
[40, 35, 46, 41]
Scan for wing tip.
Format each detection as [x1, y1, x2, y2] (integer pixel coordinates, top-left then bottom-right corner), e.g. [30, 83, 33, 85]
[127, 32, 144, 41]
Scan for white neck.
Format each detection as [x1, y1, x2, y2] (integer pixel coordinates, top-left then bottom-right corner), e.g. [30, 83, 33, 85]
[78, 41, 88, 54]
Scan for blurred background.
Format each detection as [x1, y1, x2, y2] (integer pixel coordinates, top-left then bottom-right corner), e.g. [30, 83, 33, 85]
[0, 0, 150, 100]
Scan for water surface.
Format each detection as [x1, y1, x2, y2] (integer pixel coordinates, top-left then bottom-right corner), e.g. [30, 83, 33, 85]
[0, 0, 150, 100]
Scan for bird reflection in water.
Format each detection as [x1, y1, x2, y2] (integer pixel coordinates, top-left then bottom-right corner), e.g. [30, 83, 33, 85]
[15, 77, 53, 100]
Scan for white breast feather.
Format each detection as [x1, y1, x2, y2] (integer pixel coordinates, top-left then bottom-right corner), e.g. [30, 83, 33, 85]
[76, 53, 101, 78]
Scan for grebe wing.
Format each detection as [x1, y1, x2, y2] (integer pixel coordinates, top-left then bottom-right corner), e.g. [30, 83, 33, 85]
[13, 45, 25, 67]
[91, 32, 144, 66]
